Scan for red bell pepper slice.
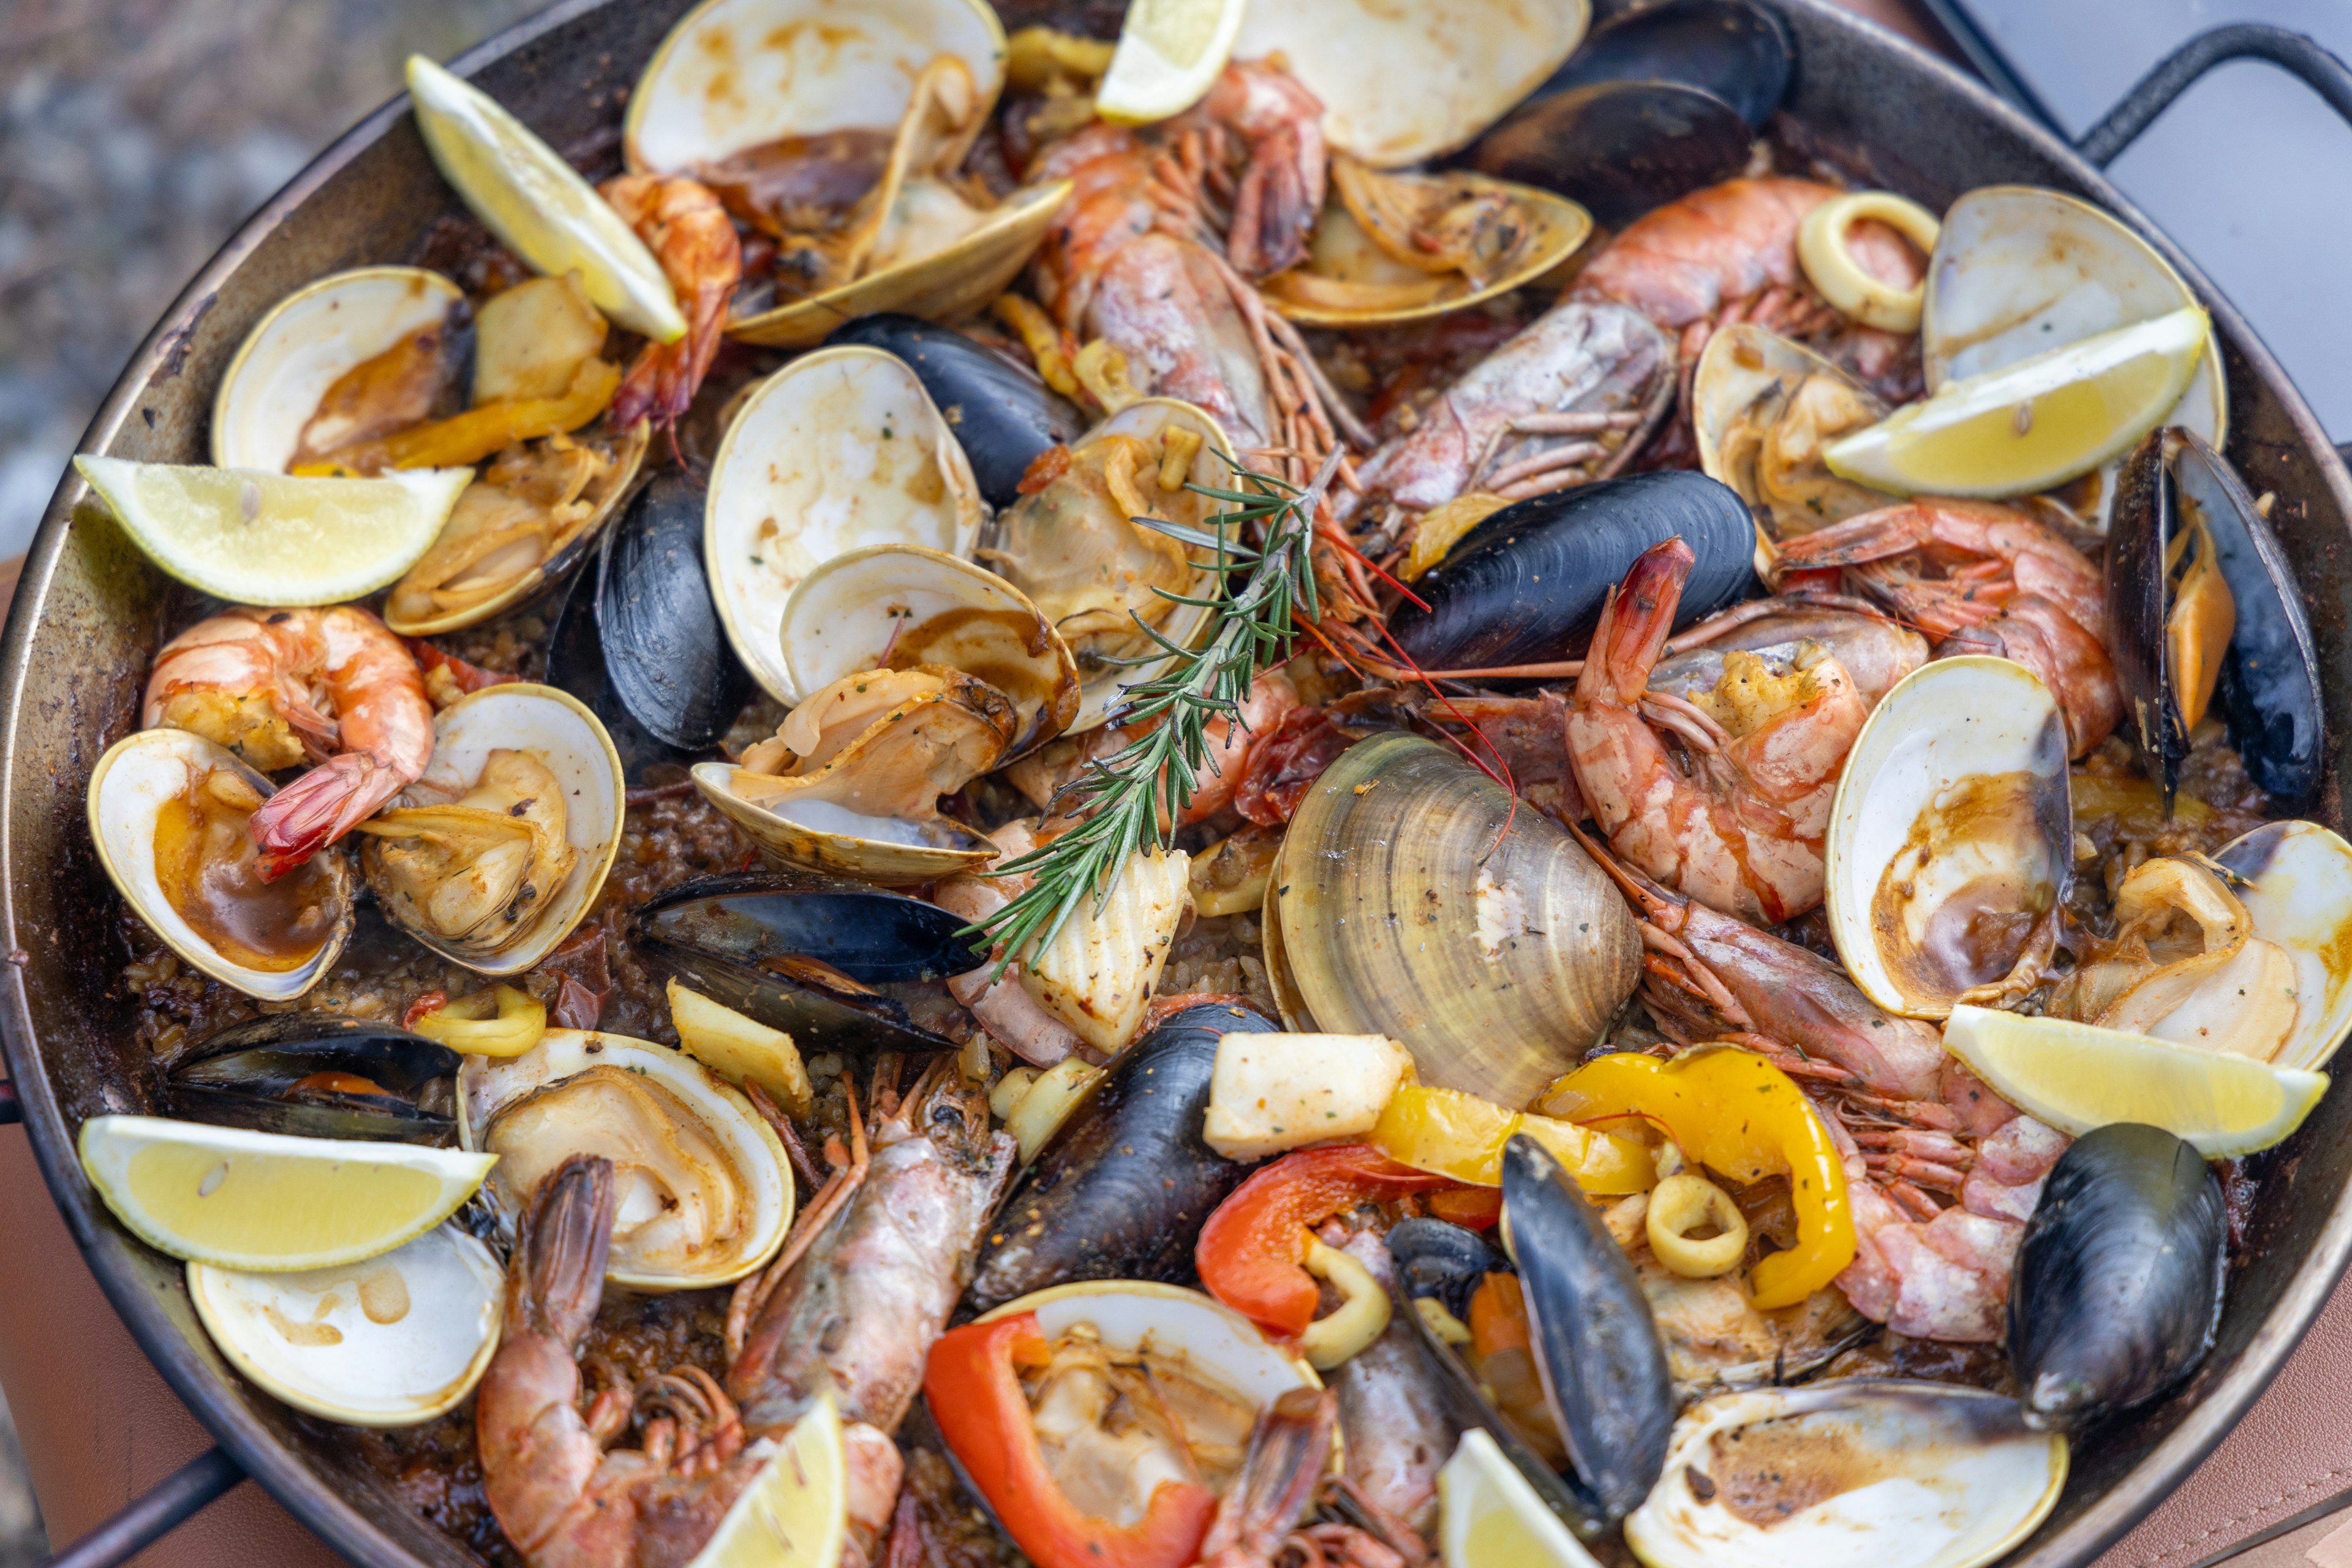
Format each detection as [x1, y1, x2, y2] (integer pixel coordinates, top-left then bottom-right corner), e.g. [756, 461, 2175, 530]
[922, 1314, 1217, 1568]
[1194, 1145, 1453, 1338]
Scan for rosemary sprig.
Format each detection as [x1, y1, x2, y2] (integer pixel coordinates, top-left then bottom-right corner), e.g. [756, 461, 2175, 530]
[974, 447, 1343, 967]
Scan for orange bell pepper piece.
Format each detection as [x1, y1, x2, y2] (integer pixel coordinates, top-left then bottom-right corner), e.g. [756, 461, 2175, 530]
[1194, 1144, 1453, 1338]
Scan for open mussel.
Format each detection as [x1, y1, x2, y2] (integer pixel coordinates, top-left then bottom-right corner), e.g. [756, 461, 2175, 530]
[2009, 1122, 2225, 1433]
[966, 1000, 1276, 1313]
[167, 1014, 458, 1144]
[1624, 1382, 2067, 1568]
[2109, 426, 2322, 808]
[1268, 734, 1642, 1106]
[827, 314, 1082, 508]
[1463, 1, 1791, 223]
[631, 870, 985, 1054]
[1386, 470, 1757, 674]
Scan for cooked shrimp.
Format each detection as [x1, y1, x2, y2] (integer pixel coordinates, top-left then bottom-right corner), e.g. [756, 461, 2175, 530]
[1567, 538, 1869, 924]
[1936, 593, 2125, 758]
[143, 606, 433, 880]
[935, 822, 1088, 1068]
[601, 173, 743, 429]
[1653, 595, 1928, 709]
[477, 1156, 772, 1568]
[1188, 59, 1328, 279]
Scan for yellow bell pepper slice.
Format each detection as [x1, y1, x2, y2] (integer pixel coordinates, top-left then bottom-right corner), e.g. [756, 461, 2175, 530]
[1371, 1082, 1653, 1195]
[294, 359, 621, 475]
[1539, 1049, 1852, 1310]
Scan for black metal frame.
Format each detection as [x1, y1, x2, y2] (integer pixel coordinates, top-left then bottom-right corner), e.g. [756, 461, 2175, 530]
[12, 9, 2352, 1568]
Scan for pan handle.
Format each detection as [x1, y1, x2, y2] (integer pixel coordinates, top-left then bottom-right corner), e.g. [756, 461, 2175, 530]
[0, 1080, 17, 1125]
[2077, 24, 2352, 167]
[39, 1446, 244, 1568]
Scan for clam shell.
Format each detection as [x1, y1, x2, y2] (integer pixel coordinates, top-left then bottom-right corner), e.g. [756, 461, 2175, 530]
[1270, 733, 1641, 1107]
[974, 1281, 1322, 1408]
[1822, 657, 2071, 1020]
[363, 684, 623, 975]
[210, 266, 464, 473]
[1623, 1381, 2067, 1568]
[2214, 820, 2352, 1071]
[88, 728, 355, 1003]
[1691, 323, 1896, 557]
[778, 545, 1078, 756]
[1268, 173, 1593, 330]
[706, 347, 986, 704]
[187, 1223, 501, 1427]
[1924, 186, 2226, 531]
[459, 1030, 793, 1291]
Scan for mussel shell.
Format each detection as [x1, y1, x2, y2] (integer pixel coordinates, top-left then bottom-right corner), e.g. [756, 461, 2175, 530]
[1387, 470, 1755, 673]
[2008, 1121, 2225, 1433]
[630, 870, 984, 1054]
[1502, 1133, 1675, 1529]
[543, 558, 687, 781]
[2106, 432, 2192, 801]
[1464, 81, 1752, 226]
[168, 1014, 458, 1144]
[594, 470, 753, 752]
[1531, 0, 1793, 129]
[1386, 1216, 1510, 1324]
[827, 314, 1083, 509]
[964, 1000, 1276, 1312]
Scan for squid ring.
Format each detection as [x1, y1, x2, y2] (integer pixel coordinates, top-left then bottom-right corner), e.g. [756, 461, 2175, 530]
[1645, 1172, 1750, 1280]
[1299, 1235, 1392, 1368]
[1798, 192, 1942, 334]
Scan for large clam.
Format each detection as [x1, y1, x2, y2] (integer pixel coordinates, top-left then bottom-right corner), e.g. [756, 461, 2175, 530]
[705, 347, 987, 705]
[459, 1028, 793, 1289]
[88, 727, 355, 1003]
[1823, 657, 2072, 1019]
[1267, 733, 1642, 1111]
[827, 314, 1083, 508]
[627, 0, 1070, 348]
[1692, 324, 1898, 554]
[352, 684, 623, 975]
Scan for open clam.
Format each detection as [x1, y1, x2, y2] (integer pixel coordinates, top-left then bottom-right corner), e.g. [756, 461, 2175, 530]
[692, 665, 1016, 885]
[88, 728, 355, 1003]
[167, 1014, 458, 1144]
[827, 314, 1084, 508]
[627, 0, 1069, 348]
[188, 1222, 502, 1427]
[1623, 1382, 2067, 1568]
[1692, 324, 1897, 554]
[1823, 657, 2073, 1020]
[706, 346, 987, 704]
[459, 1029, 793, 1290]
[983, 398, 1235, 733]
[1267, 733, 1641, 1107]
[353, 684, 622, 975]
[777, 545, 1079, 755]
[1924, 186, 2226, 531]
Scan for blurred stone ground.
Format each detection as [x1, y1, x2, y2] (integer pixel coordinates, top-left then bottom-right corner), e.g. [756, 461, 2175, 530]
[0, 5, 545, 1552]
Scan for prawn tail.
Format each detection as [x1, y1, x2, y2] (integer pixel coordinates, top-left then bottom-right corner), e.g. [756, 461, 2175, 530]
[514, 1155, 615, 1346]
[246, 751, 401, 880]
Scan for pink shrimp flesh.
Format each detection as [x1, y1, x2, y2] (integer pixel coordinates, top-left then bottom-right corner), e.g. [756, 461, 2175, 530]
[601, 173, 744, 430]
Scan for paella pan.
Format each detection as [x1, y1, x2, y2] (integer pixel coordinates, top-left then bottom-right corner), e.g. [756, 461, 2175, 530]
[7, 2, 2352, 1566]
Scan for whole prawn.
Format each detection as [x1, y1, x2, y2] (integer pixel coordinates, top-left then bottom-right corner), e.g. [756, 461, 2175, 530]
[1770, 498, 2122, 754]
[1567, 538, 1870, 924]
[601, 174, 743, 429]
[143, 605, 433, 879]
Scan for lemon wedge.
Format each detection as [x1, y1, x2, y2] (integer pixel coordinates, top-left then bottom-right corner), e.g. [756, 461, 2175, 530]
[79, 1116, 496, 1272]
[75, 456, 467, 606]
[688, 1393, 846, 1568]
[1439, 1428, 1602, 1568]
[1094, 0, 1247, 126]
[1825, 304, 2211, 497]
[404, 55, 686, 342]
[1942, 1005, 2326, 1157]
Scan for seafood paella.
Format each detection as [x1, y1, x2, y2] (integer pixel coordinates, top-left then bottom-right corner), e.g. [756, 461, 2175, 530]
[54, 0, 2352, 1564]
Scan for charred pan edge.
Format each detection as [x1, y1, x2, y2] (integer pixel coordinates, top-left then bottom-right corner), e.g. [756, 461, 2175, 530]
[0, 4, 2346, 1568]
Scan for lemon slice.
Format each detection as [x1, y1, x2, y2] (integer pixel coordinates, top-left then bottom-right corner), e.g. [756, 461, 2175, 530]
[404, 55, 686, 342]
[1095, 0, 1248, 126]
[1942, 1005, 2326, 1157]
[75, 456, 467, 606]
[1824, 304, 2210, 497]
[1438, 1428, 1602, 1568]
[688, 1393, 846, 1568]
[79, 1116, 496, 1272]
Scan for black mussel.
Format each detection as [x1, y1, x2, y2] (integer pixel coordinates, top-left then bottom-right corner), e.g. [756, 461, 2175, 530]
[1501, 1133, 1675, 1529]
[965, 1000, 1275, 1311]
[570, 469, 752, 754]
[1387, 470, 1755, 673]
[2008, 1121, 2225, 1433]
[544, 559, 686, 781]
[826, 314, 1085, 509]
[2109, 427, 2321, 808]
[167, 1014, 459, 1144]
[1542, 0, 1792, 126]
[1387, 1216, 1511, 1323]
[631, 870, 986, 1054]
